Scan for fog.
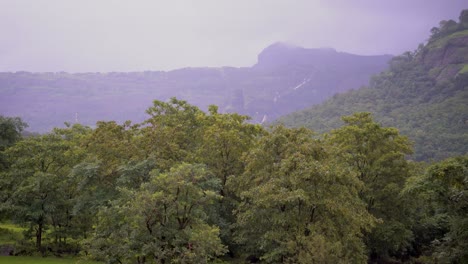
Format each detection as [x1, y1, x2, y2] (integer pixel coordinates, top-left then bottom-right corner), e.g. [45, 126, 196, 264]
[0, 0, 466, 72]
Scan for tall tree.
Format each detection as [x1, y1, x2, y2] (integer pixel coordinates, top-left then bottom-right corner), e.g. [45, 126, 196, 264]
[0, 115, 27, 170]
[329, 112, 414, 260]
[233, 126, 375, 263]
[197, 105, 264, 256]
[0, 116, 28, 220]
[68, 120, 142, 243]
[199, 105, 263, 196]
[139, 98, 205, 171]
[405, 156, 468, 263]
[3, 125, 88, 252]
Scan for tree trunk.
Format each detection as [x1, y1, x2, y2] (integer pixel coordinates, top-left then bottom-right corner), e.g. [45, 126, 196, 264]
[36, 219, 43, 252]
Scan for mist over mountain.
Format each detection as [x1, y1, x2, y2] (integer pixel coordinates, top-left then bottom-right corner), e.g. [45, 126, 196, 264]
[0, 43, 391, 132]
[278, 14, 468, 161]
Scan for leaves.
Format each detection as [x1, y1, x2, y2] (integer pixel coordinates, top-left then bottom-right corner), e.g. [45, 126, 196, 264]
[86, 163, 226, 263]
[329, 113, 415, 259]
[1, 94, 465, 262]
[233, 125, 374, 263]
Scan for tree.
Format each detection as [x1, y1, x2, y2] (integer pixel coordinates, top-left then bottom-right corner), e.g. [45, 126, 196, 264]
[76, 120, 141, 196]
[232, 126, 375, 263]
[0, 115, 27, 170]
[329, 112, 414, 260]
[459, 9, 468, 28]
[197, 105, 264, 256]
[3, 125, 88, 253]
[83, 120, 140, 176]
[84, 163, 226, 263]
[0, 116, 28, 220]
[405, 156, 468, 263]
[139, 98, 205, 171]
[430, 27, 441, 38]
[199, 105, 263, 196]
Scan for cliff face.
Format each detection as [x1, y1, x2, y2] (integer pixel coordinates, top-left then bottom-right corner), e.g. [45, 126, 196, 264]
[421, 31, 468, 81]
[254, 42, 391, 73]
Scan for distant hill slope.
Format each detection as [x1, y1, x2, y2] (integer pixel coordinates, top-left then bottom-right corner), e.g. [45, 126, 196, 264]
[278, 11, 468, 161]
[0, 43, 391, 132]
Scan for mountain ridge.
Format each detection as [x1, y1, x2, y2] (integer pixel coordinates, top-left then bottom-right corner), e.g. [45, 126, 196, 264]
[278, 13, 468, 161]
[0, 43, 392, 132]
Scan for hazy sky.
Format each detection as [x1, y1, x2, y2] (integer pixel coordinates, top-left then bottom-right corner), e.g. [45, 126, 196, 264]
[1, 0, 466, 72]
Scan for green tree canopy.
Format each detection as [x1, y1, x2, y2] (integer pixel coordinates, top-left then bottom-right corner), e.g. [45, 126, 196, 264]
[406, 156, 468, 263]
[329, 112, 415, 260]
[0, 115, 27, 170]
[84, 163, 226, 264]
[233, 125, 375, 263]
[3, 125, 89, 252]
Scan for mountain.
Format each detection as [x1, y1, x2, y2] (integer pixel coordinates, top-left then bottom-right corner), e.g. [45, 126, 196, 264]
[0, 43, 391, 132]
[278, 11, 468, 161]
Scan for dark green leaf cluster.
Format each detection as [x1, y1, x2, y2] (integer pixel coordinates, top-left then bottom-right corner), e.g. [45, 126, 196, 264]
[0, 105, 466, 263]
[428, 10, 468, 43]
[0, 115, 27, 170]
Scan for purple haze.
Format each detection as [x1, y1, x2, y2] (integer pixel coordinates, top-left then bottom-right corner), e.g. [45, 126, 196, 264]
[0, 0, 466, 72]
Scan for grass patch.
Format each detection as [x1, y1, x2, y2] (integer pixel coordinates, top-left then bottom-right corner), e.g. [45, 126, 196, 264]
[459, 64, 468, 74]
[427, 29, 468, 48]
[0, 223, 24, 244]
[448, 29, 468, 38]
[0, 256, 101, 264]
[0, 223, 25, 233]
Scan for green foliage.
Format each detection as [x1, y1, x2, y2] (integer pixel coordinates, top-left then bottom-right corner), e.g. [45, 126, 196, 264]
[232, 126, 375, 263]
[329, 113, 415, 260]
[84, 163, 226, 264]
[427, 29, 468, 49]
[0, 116, 27, 150]
[278, 14, 468, 161]
[72, 121, 140, 211]
[0, 226, 23, 245]
[428, 11, 468, 45]
[200, 105, 264, 195]
[140, 98, 206, 171]
[1, 84, 465, 263]
[406, 156, 468, 263]
[197, 106, 264, 255]
[2, 125, 90, 253]
[0, 116, 27, 171]
[459, 64, 468, 74]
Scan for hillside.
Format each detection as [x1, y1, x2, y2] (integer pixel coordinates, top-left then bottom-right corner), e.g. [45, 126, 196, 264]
[278, 12, 468, 161]
[0, 43, 391, 132]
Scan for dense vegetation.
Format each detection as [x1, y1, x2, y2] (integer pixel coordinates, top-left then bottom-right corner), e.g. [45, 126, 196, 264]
[0, 44, 390, 132]
[1, 9, 467, 264]
[278, 10, 468, 161]
[0, 98, 466, 263]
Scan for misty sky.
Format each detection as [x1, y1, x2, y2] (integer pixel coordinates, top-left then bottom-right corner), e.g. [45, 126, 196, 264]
[1, 0, 466, 72]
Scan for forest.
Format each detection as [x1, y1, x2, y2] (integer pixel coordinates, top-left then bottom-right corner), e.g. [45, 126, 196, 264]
[0, 7, 467, 264]
[0, 98, 466, 263]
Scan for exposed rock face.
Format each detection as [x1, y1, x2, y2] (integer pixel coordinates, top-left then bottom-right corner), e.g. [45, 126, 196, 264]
[255, 42, 391, 73]
[426, 36, 468, 66]
[421, 34, 468, 81]
[441, 36, 468, 65]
